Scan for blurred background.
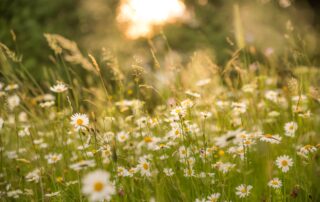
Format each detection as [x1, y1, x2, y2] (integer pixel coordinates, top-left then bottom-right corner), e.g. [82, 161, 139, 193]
[1, 0, 320, 76]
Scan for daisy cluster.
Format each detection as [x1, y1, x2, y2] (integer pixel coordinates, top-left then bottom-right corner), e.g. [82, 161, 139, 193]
[0, 56, 319, 202]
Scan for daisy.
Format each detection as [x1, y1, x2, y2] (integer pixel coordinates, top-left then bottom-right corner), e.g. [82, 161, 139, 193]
[50, 83, 68, 93]
[5, 84, 19, 91]
[170, 106, 186, 118]
[117, 131, 129, 142]
[284, 121, 298, 137]
[268, 178, 282, 189]
[275, 155, 293, 173]
[163, 168, 174, 176]
[138, 158, 151, 176]
[260, 134, 282, 144]
[8, 94, 20, 110]
[265, 90, 279, 102]
[45, 153, 62, 164]
[71, 113, 89, 131]
[183, 167, 195, 177]
[299, 144, 317, 155]
[200, 111, 212, 119]
[25, 169, 41, 183]
[39, 101, 55, 108]
[181, 99, 194, 108]
[235, 184, 253, 198]
[206, 193, 220, 202]
[45, 191, 60, 197]
[82, 170, 115, 202]
[69, 160, 96, 171]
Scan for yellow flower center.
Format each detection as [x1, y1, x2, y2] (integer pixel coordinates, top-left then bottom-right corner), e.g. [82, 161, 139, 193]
[94, 181, 104, 192]
[218, 150, 225, 156]
[76, 119, 83, 125]
[143, 163, 149, 170]
[281, 160, 288, 166]
[304, 145, 312, 150]
[264, 134, 273, 138]
[144, 136, 152, 143]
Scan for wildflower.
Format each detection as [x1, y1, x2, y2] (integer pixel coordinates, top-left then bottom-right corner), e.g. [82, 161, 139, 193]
[18, 126, 30, 137]
[45, 191, 60, 197]
[82, 170, 115, 202]
[284, 121, 298, 137]
[69, 160, 96, 171]
[206, 193, 220, 202]
[235, 184, 253, 198]
[39, 101, 55, 108]
[45, 153, 62, 164]
[231, 102, 247, 115]
[25, 169, 41, 183]
[299, 144, 317, 155]
[171, 106, 186, 118]
[7, 189, 23, 199]
[200, 111, 212, 119]
[183, 167, 195, 177]
[117, 166, 129, 177]
[260, 134, 281, 144]
[181, 99, 194, 108]
[71, 113, 89, 131]
[138, 158, 151, 176]
[265, 90, 279, 102]
[50, 83, 68, 93]
[268, 178, 282, 189]
[275, 155, 293, 173]
[178, 146, 190, 159]
[213, 161, 235, 174]
[8, 94, 20, 110]
[117, 131, 129, 142]
[163, 168, 174, 176]
[5, 84, 19, 91]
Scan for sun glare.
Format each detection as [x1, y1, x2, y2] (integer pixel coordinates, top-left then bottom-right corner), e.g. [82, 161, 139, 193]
[117, 0, 187, 39]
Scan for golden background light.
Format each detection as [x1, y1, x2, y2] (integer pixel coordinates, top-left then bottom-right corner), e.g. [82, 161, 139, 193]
[117, 0, 187, 39]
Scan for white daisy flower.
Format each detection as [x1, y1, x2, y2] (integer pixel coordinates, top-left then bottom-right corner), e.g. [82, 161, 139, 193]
[268, 178, 282, 189]
[69, 160, 96, 171]
[284, 121, 298, 137]
[138, 158, 151, 177]
[117, 131, 129, 142]
[8, 94, 20, 110]
[82, 170, 115, 202]
[275, 155, 293, 173]
[50, 83, 68, 93]
[235, 184, 253, 198]
[183, 167, 195, 177]
[71, 113, 89, 131]
[163, 168, 174, 176]
[5, 84, 19, 91]
[200, 111, 212, 119]
[299, 144, 317, 155]
[206, 193, 220, 202]
[260, 134, 281, 144]
[45, 153, 62, 164]
[25, 169, 41, 183]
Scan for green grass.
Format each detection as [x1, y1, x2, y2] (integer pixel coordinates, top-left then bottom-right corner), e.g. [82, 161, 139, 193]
[0, 33, 319, 202]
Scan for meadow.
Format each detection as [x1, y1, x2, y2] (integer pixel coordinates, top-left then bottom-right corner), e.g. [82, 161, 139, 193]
[1, 0, 320, 202]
